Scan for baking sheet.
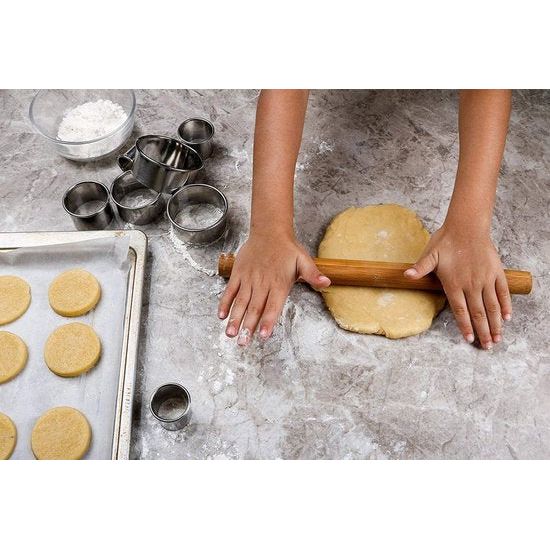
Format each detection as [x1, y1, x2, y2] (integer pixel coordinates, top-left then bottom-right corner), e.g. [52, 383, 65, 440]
[0, 236, 130, 459]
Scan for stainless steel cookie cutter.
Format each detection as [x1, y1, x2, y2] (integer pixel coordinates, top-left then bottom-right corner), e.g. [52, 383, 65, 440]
[118, 135, 203, 194]
[177, 117, 215, 160]
[111, 171, 165, 226]
[62, 180, 113, 230]
[150, 383, 192, 431]
[166, 183, 228, 245]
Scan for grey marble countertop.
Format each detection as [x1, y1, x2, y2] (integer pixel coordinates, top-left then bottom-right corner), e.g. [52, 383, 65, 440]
[1, 90, 549, 459]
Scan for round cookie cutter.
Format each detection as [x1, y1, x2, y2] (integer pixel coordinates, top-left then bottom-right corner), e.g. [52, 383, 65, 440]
[117, 135, 203, 194]
[177, 117, 215, 160]
[167, 183, 228, 245]
[111, 171, 165, 226]
[150, 383, 191, 431]
[62, 181, 113, 230]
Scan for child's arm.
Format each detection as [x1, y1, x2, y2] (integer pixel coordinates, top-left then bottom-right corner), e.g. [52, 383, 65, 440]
[405, 90, 513, 349]
[218, 90, 330, 345]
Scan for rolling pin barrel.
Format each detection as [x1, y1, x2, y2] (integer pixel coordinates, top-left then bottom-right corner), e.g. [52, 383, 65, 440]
[218, 253, 532, 295]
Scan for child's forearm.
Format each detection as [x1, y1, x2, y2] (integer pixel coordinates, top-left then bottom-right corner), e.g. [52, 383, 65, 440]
[444, 90, 511, 234]
[250, 89, 309, 239]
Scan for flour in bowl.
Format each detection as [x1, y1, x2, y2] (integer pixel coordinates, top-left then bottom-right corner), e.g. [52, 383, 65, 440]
[57, 100, 127, 142]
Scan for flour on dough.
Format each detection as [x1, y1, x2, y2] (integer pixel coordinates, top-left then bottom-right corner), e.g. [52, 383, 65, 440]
[31, 406, 91, 460]
[318, 204, 445, 339]
[0, 275, 31, 325]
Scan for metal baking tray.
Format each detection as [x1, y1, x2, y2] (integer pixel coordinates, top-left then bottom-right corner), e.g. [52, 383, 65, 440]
[0, 230, 146, 459]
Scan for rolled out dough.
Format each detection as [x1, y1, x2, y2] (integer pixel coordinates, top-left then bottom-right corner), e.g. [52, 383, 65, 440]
[0, 331, 28, 384]
[0, 275, 31, 325]
[44, 322, 101, 377]
[31, 406, 91, 460]
[0, 412, 16, 460]
[318, 204, 445, 339]
[48, 269, 101, 317]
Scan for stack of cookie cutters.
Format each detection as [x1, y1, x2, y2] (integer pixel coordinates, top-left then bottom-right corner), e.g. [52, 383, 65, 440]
[62, 117, 229, 245]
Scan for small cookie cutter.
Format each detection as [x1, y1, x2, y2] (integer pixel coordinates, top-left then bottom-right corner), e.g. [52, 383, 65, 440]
[111, 171, 165, 226]
[178, 117, 215, 160]
[150, 383, 191, 431]
[118, 135, 203, 194]
[167, 183, 228, 245]
[62, 180, 113, 230]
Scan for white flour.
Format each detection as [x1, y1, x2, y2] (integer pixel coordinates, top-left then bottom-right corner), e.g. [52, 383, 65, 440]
[377, 292, 395, 307]
[168, 226, 216, 276]
[57, 100, 127, 142]
[157, 397, 186, 420]
[118, 188, 158, 208]
[74, 200, 105, 215]
[173, 203, 223, 230]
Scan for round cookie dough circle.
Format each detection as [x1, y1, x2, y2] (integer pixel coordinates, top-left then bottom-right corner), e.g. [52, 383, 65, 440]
[0, 331, 28, 384]
[318, 204, 446, 339]
[31, 406, 91, 460]
[48, 269, 101, 317]
[0, 275, 31, 325]
[44, 322, 101, 377]
[0, 412, 17, 460]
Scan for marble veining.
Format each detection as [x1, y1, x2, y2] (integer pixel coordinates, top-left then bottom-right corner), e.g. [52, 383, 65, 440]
[0, 90, 549, 459]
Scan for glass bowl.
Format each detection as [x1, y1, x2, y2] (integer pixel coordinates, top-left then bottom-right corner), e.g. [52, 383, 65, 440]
[29, 90, 136, 161]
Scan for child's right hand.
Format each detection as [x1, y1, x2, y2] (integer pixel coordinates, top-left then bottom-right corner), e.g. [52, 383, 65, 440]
[218, 232, 331, 346]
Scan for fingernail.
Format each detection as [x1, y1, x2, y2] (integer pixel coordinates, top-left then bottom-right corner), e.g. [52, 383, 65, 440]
[404, 268, 417, 277]
[485, 342, 493, 350]
[318, 275, 331, 285]
[259, 326, 269, 339]
[465, 334, 474, 344]
[493, 335, 502, 343]
[226, 323, 237, 337]
[237, 328, 251, 346]
[218, 310, 226, 319]
[504, 314, 511, 321]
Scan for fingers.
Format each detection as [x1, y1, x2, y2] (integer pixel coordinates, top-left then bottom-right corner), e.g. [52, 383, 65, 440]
[258, 290, 289, 340]
[237, 289, 269, 346]
[218, 276, 240, 320]
[496, 273, 512, 321]
[297, 256, 331, 290]
[404, 251, 438, 279]
[483, 285, 502, 344]
[446, 288, 474, 344]
[225, 286, 252, 338]
[465, 289, 493, 350]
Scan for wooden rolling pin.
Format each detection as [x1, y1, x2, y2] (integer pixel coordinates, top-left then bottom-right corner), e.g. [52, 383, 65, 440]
[218, 253, 532, 294]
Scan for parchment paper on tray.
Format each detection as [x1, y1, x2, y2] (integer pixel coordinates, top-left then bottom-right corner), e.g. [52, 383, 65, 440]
[0, 236, 130, 459]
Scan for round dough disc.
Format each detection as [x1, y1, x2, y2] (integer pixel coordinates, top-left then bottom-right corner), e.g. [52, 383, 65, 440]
[0, 275, 31, 325]
[48, 269, 101, 317]
[31, 406, 91, 460]
[318, 204, 446, 339]
[44, 322, 101, 377]
[0, 412, 17, 460]
[0, 331, 28, 384]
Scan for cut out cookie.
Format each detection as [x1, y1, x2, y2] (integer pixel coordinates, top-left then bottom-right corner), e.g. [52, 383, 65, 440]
[48, 269, 101, 317]
[44, 322, 101, 377]
[0, 331, 28, 384]
[31, 406, 91, 460]
[0, 412, 17, 459]
[0, 275, 31, 325]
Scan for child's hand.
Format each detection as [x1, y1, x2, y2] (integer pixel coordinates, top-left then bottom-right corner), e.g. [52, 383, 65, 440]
[218, 233, 331, 346]
[404, 224, 512, 349]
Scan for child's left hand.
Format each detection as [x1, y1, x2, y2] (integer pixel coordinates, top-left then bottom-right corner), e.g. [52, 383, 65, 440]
[404, 223, 512, 349]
